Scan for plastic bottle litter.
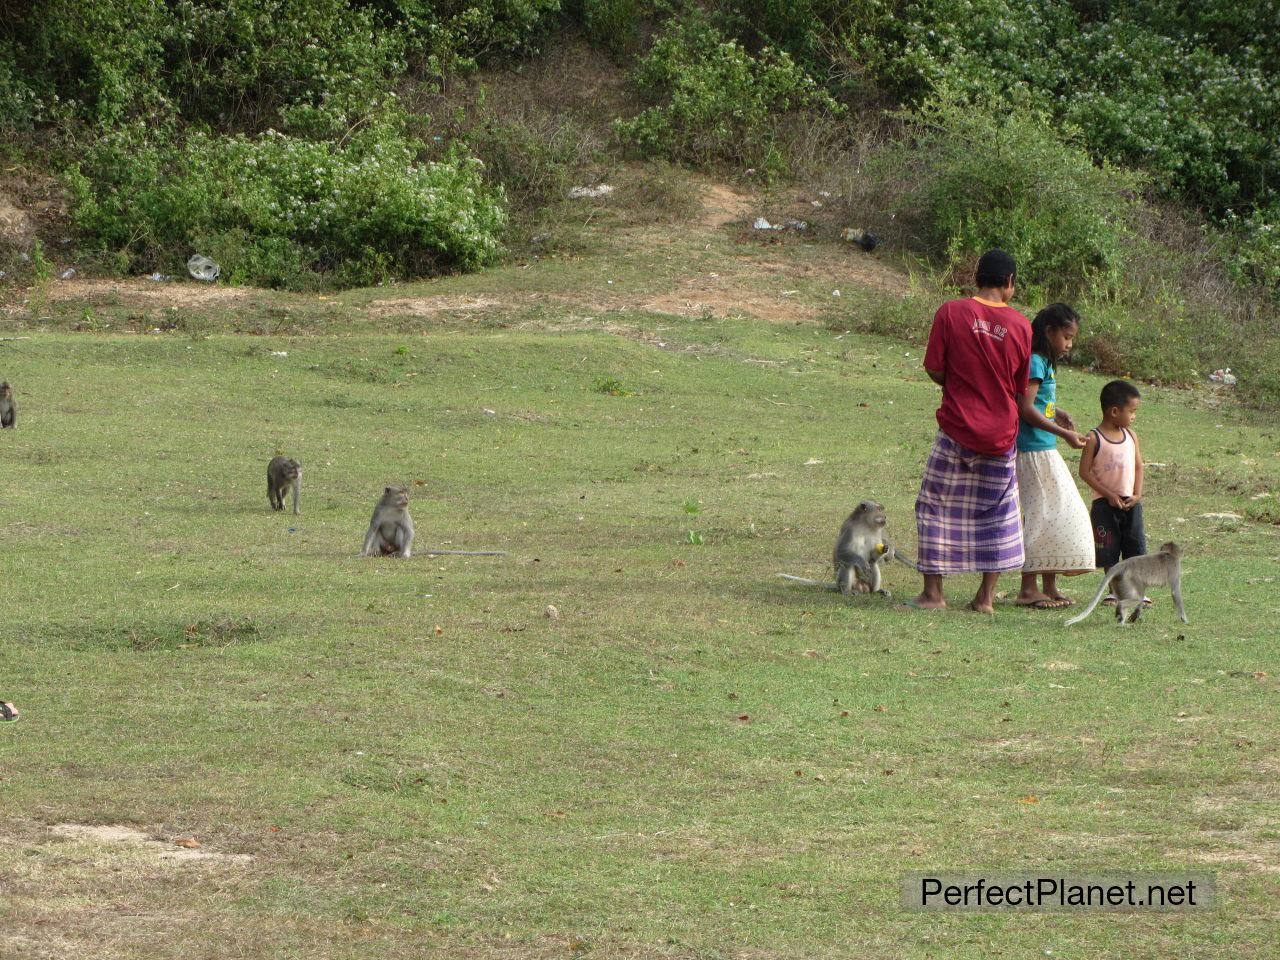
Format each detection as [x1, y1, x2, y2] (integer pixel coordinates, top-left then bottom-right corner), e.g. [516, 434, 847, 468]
[568, 184, 614, 199]
[187, 254, 220, 282]
[58, 268, 76, 280]
[146, 272, 174, 282]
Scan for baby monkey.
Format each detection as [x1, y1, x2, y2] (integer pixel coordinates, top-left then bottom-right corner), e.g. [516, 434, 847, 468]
[1065, 542, 1188, 626]
[267, 456, 302, 514]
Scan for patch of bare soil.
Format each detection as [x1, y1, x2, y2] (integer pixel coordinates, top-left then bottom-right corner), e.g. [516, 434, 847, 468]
[643, 282, 818, 324]
[696, 181, 755, 228]
[752, 252, 908, 300]
[48, 823, 253, 864]
[43, 278, 258, 307]
[365, 295, 503, 318]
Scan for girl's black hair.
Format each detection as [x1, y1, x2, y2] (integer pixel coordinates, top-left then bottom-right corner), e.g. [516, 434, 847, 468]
[1029, 303, 1081, 375]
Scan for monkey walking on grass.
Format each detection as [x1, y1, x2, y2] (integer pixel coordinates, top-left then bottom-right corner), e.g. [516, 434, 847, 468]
[0, 382, 15, 429]
[777, 500, 918, 599]
[1065, 542, 1188, 626]
[267, 456, 302, 514]
[361, 486, 507, 559]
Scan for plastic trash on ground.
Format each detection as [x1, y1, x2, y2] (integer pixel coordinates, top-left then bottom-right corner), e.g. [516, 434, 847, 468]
[568, 185, 614, 199]
[1209, 368, 1238, 385]
[187, 254, 220, 282]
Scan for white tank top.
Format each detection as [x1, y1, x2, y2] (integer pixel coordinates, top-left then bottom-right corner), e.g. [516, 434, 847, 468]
[1091, 427, 1136, 498]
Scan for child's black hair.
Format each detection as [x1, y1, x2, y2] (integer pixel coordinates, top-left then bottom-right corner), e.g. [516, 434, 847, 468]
[1099, 379, 1141, 414]
[1029, 303, 1081, 376]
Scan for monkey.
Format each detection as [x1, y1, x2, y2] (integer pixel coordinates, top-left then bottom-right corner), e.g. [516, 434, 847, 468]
[1065, 542, 1187, 626]
[363, 486, 415, 557]
[778, 500, 918, 597]
[359, 486, 505, 559]
[267, 456, 302, 514]
[0, 382, 15, 429]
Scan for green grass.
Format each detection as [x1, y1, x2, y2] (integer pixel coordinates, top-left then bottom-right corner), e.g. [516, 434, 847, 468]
[1, 296, 1278, 956]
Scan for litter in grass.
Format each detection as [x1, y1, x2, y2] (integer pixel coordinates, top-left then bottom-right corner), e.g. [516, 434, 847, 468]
[1209, 368, 1238, 385]
[187, 254, 221, 282]
[568, 184, 614, 199]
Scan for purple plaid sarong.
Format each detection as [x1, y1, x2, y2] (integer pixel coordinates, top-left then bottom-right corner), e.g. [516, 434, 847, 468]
[915, 431, 1024, 575]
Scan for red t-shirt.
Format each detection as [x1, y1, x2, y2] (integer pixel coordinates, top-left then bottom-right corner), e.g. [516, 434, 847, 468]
[923, 297, 1032, 456]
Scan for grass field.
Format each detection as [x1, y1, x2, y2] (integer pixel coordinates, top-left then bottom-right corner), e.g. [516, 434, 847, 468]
[1, 201, 1278, 958]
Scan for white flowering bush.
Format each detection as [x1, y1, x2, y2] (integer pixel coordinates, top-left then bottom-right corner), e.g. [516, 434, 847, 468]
[67, 121, 506, 287]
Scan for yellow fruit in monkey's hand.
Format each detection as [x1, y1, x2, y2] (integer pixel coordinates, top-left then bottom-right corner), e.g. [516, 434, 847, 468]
[875, 543, 887, 554]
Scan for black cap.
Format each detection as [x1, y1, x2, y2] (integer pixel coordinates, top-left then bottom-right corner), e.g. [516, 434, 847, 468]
[976, 249, 1017, 284]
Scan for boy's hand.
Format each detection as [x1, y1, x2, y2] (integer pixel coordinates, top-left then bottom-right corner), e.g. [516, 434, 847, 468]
[1121, 494, 1142, 509]
[1106, 492, 1125, 508]
[1064, 430, 1086, 450]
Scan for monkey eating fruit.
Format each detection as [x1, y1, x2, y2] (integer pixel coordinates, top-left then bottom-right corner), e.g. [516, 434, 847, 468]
[777, 500, 918, 598]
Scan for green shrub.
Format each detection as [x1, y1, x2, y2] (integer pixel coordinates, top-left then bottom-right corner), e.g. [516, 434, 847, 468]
[615, 16, 838, 174]
[464, 109, 602, 208]
[381, 0, 564, 77]
[581, 0, 641, 59]
[869, 90, 1142, 300]
[1223, 207, 1280, 297]
[67, 120, 506, 288]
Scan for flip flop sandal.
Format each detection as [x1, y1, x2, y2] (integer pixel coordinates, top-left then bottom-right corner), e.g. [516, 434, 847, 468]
[0, 702, 18, 722]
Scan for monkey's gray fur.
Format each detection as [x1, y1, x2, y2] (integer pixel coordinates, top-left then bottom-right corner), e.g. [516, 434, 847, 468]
[267, 456, 302, 514]
[1065, 542, 1188, 626]
[0, 382, 15, 429]
[362, 486, 415, 557]
[777, 500, 918, 598]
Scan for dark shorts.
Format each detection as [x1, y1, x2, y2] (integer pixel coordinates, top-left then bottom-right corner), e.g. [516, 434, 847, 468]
[1090, 499, 1146, 569]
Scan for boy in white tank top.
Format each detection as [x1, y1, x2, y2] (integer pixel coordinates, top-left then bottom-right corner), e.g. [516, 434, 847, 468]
[1079, 380, 1148, 597]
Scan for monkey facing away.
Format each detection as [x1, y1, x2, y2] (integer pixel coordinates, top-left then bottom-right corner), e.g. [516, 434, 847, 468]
[778, 500, 918, 598]
[0, 382, 15, 429]
[1065, 542, 1188, 626]
[267, 456, 302, 514]
[360, 486, 507, 558]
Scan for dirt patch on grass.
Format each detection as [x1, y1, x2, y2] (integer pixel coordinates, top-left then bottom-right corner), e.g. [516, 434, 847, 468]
[48, 823, 253, 863]
[41, 278, 258, 307]
[365, 295, 504, 318]
[696, 181, 755, 228]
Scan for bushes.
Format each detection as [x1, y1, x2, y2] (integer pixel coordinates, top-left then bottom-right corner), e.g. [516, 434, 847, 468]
[66, 121, 506, 288]
[615, 17, 838, 174]
[867, 92, 1141, 300]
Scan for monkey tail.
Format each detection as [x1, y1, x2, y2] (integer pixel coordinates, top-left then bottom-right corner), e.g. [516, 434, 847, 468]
[421, 549, 508, 556]
[893, 553, 920, 572]
[1064, 569, 1119, 626]
[777, 574, 839, 590]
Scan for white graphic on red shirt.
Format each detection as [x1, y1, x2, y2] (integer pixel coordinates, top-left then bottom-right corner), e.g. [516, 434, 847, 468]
[971, 317, 1008, 340]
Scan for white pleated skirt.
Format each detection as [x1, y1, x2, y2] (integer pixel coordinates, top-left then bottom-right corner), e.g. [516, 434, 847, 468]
[1016, 449, 1096, 573]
